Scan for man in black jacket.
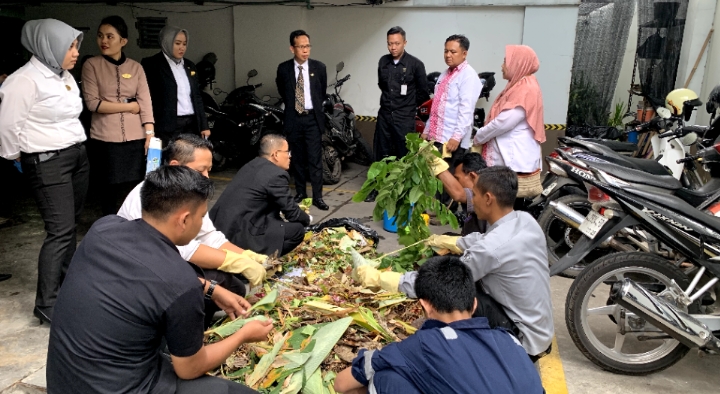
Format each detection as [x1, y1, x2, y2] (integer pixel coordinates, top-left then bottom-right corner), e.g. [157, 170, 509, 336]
[142, 26, 210, 145]
[210, 135, 310, 256]
[276, 30, 329, 211]
[366, 26, 429, 202]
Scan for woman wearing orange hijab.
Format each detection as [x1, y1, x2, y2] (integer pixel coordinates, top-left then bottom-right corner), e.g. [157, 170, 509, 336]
[474, 45, 545, 177]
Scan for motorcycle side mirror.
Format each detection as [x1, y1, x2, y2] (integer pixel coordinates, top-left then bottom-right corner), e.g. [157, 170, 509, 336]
[261, 95, 271, 102]
[323, 99, 333, 112]
[336, 62, 344, 73]
[248, 69, 258, 78]
[656, 107, 672, 119]
[213, 88, 223, 96]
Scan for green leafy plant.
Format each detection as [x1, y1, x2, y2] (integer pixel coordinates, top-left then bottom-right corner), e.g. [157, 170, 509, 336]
[608, 101, 628, 128]
[353, 133, 458, 272]
[567, 73, 612, 127]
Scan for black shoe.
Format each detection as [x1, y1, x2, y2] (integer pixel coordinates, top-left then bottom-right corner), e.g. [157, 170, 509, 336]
[0, 274, 10, 282]
[364, 190, 378, 203]
[313, 198, 329, 211]
[33, 306, 52, 325]
[294, 193, 308, 203]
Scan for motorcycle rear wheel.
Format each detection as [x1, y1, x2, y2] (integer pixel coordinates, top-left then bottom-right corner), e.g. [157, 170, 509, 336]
[566, 252, 691, 375]
[538, 194, 604, 278]
[323, 145, 342, 185]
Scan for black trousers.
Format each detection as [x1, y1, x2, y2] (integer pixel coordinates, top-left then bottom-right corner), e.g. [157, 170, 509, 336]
[177, 375, 258, 394]
[203, 269, 248, 329]
[158, 115, 199, 147]
[287, 112, 323, 198]
[373, 109, 415, 161]
[473, 283, 551, 363]
[21, 143, 90, 314]
[282, 221, 306, 256]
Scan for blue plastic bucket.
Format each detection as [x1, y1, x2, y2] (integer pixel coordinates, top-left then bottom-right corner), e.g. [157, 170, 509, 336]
[383, 209, 412, 233]
[627, 131, 639, 144]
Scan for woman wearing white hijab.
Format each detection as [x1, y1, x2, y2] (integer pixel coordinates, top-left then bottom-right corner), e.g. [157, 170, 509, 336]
[142, 26, 210, 145]
[0, 19, 88, 324]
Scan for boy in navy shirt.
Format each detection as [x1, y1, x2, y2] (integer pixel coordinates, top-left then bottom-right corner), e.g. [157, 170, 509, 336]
[335, 256, 544, 394]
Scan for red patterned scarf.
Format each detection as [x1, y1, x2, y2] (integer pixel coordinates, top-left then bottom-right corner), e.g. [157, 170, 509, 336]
[425, 61, 468, 142]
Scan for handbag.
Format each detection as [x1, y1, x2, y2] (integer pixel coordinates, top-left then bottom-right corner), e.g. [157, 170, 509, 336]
[492, 138, 543, 198]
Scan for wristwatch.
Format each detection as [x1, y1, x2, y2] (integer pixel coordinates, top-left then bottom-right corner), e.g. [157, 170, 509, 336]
[145, 130, 155, 135]
[204, 280, 217, 300]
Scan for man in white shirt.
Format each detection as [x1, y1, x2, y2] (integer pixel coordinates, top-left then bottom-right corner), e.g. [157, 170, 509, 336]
[118, 134, 268, 327]
[422, 35, 483, 174]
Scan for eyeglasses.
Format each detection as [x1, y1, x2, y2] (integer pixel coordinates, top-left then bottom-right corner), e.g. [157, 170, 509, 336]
[277, 149, 292, 157]
[293, 45, 312, 50]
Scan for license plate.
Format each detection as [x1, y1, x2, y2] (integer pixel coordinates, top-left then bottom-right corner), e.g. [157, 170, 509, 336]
[578, 210, 608, 239]
[542, 182, 557, 196]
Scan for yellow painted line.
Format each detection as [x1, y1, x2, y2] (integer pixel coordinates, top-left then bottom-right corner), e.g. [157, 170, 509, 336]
[538, 337, 569, 394]
[209, 175, 359, 194]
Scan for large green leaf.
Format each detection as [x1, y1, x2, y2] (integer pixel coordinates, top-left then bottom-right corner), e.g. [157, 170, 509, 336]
[280, 373, 302, 394]
[248, 289, 278, 314]
[281, 352, 312, 370]
[204, 315, 269, 339]
[302, 317, 353, 377]
[304, 368, 324, 394]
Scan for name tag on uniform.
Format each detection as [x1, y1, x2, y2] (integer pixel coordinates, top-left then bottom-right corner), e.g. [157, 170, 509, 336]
[400, 84, 407, 95]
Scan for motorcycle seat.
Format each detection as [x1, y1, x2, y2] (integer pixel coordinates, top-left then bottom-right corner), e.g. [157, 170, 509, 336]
[590, 160, 682, 190]
[579, 138, 638, 153]
[580, 153, 670, 176]
[674, 178, 720, 208]
[623, 186, 720, 233]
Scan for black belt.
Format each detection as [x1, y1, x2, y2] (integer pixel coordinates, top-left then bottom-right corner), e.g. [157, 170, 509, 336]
[178, 114, 195, 118]
[21, 142, 82, 164]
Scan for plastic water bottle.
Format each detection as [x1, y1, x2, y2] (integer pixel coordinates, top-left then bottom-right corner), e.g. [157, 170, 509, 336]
[146, 137, 162, 174]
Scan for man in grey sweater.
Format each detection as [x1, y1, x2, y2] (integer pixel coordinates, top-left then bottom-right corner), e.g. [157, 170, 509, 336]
[354, 166, 553, 360]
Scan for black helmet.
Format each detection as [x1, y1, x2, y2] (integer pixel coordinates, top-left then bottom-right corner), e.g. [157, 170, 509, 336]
[196, 57, 216, 89]
[427, 72, 441, 86]
[478, 72, 496, 100]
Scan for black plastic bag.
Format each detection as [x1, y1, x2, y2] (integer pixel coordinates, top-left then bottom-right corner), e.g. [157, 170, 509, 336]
[306, 217, 380, 247]
[566, 125, 622, 140]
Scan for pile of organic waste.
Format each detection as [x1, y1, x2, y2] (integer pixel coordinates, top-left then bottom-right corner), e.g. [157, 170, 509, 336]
[206, 227, 425, 393]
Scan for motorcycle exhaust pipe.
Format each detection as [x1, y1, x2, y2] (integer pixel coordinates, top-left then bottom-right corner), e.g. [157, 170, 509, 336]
[549, 200, 586, 229]
[610, 279, 720, 352]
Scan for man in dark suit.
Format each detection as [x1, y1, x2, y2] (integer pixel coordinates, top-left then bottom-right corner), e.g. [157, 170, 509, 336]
[276, 30, 329, 211]
[141, 27, 210, 146]
[209, 134, 310, 257]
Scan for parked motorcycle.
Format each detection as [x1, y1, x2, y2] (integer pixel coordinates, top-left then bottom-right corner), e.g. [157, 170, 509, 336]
[200, 69, 286, 170]
[546, 140, 720, 374]
[321, 62, 372, 184]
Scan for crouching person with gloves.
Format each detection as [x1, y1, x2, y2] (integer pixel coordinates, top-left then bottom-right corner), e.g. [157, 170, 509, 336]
[354, 166, 554, 361]
[118, 134, 269, 327]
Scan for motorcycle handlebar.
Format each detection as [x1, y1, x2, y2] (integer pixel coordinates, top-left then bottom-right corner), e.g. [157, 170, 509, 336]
[254, 83, 263, 89]
[658, 130, 677, 138]
[676, 156, 695, 164]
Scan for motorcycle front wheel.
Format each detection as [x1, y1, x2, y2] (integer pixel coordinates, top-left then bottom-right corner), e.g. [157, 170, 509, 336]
[566, 252, 691, 375]
[323, 145, 342, 185]
[350, 135, 372, 166]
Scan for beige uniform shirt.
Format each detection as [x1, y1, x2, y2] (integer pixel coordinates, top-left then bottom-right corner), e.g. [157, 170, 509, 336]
[82, 55, 154, 142]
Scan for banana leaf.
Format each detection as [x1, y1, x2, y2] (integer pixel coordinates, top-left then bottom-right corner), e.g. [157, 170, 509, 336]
[248, 289, 278, 314]
[304, 368, 324, 394]
[350, 307, 395, 342]
[281, 352, 312, 370]
[204, 315, 269, 339]
[302, 317, 353, 377]
[246, 332, 289, 388]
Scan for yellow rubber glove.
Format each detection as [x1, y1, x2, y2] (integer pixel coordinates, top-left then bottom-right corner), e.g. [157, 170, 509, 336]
[218, 249, 266, 287]
[428, 145, 450, 176]
[470, 144, 483, 154]
[353, 265, 402, 293]
[425, 234, 462, 255]
[238, 250, 269, 264]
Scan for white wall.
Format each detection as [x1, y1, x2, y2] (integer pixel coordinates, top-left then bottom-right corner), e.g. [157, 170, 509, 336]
[697, 2, 720, 126]
[233, 5, 580, 120]
[522, 6, 578, 124]
[23, 3, 235, 92]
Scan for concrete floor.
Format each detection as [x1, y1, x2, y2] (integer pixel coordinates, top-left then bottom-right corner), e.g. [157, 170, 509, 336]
[1, 161, 720, 393]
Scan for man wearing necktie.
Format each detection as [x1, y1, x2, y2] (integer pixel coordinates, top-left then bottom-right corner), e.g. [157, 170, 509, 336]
[275, 30, 329, 211]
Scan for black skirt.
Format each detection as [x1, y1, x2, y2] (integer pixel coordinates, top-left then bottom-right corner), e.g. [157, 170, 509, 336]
[88, 138, 146, 185]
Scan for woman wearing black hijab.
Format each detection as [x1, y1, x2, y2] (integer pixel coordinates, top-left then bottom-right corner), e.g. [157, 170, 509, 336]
[141, 26, 210, 146]
[0, 19, 88, 324]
